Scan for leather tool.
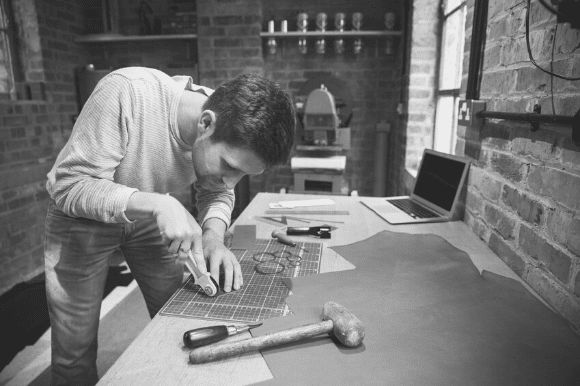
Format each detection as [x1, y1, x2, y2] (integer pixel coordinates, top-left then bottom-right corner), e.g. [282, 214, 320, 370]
[287, 226, 332, 239]
[185, 251, 219, 297]
[189, 301, 365, 364]
[183, 322, 263, 348]
[271, 230, 309, 252]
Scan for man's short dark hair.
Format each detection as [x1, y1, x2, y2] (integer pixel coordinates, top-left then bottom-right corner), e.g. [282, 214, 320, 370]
[203, 73, 295, 167]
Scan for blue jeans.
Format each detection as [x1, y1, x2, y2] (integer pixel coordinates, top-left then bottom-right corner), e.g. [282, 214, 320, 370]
[44, 201, 183, 386]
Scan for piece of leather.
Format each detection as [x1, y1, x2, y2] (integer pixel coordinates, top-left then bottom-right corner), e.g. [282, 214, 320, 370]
[251, 230, 580, 386]
[230, 224, 257, 250]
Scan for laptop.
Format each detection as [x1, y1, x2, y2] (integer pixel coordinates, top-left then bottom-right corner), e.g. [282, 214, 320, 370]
[362, 149, 470, 224]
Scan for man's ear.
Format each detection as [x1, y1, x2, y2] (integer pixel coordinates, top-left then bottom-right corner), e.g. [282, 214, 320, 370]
[199, 110, 217, 133]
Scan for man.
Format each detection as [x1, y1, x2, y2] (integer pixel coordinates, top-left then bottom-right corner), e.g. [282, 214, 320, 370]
[44, 67, 295, 385]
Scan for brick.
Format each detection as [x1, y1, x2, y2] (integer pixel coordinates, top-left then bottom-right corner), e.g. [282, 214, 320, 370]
[468, 167, 502, 202]
[556, 26, 580, 55]
[213, 16, 244, 26]
[213, 38, 243, 48]
[489, 232, 526, 276]
[546, 208, 572, 246]
[0, 163, 53, 190]
[525, 267, 580, 329]
[490, 152, 526, 183]
[465, 212, 488, 240]
[483, 44, 501, 69]
[480, 70, 516, 96]
[528, 165, 580, 211]
[546, 209, 580, 256]
[519, 225, 571, 284]
[501, 185, 544, 225]
[512, 130, 560, 163]
[484, 203, 516, 239]
[515, 66, 551, 93]
[3, 116, 29, 127]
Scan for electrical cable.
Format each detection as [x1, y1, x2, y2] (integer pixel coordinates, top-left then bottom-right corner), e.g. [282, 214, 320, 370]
[525, 0, 580, 81]
[537, 0, 568, 18]
[550, 20, 558, 114]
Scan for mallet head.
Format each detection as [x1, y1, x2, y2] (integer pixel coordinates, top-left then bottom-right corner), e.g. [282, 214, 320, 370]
[322, 301, 365, 347]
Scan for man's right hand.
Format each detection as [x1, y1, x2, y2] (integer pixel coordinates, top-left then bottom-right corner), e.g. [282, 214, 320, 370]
[125, 192, 207, 273]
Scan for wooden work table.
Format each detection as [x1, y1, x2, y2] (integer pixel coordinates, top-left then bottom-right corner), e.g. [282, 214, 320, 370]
[98, 192, 540, 385]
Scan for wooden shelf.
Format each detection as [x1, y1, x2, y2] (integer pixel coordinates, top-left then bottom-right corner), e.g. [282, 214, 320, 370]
[77, 31, 398, 43]
[296, 145, 345, 151]
[260, 30, 401, 38]
[76, 34, 197, 43]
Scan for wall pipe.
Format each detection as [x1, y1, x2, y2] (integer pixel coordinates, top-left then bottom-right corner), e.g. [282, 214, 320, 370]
[477, 110, 574, 125]
[476, 107, 580, 146]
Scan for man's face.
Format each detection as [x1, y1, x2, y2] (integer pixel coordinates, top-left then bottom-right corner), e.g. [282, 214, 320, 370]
[192, 133, 266, 189]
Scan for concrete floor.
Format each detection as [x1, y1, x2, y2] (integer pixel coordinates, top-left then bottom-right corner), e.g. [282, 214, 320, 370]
[0, 264, 151, 386]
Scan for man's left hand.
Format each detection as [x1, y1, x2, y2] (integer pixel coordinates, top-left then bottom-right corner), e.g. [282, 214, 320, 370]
[203, 236, 243, 292]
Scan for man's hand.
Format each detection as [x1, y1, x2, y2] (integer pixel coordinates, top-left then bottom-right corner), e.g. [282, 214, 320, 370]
[125, 192, 207, 272]
[153, 195, 206, 270]
[203, 220, 243, 292]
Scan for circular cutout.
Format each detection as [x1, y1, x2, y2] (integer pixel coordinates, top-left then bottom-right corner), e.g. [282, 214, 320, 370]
[273, 250, 292, 259]
[255, 261, 285, 275]
[285, 254, 302, 263]
[252, 252, 276, 262]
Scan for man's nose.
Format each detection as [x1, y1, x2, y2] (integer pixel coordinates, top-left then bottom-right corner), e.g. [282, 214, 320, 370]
[222, 173, 244, 189]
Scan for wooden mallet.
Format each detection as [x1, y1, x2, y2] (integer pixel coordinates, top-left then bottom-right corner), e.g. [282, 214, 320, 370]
[189, 301, 365, 364]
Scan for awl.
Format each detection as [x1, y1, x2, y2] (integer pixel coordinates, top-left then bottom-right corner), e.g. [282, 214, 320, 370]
[183, 322, 263, 348]
[185, 250, 219, 297]
[287, 226, 331, 238]
[271, 230, 309, 252]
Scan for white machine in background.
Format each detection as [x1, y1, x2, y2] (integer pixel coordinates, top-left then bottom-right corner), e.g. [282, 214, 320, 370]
[292, 84, 351, 195]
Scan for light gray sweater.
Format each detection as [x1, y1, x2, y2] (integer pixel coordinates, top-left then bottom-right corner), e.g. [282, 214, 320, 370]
[47, 67, 234, 227]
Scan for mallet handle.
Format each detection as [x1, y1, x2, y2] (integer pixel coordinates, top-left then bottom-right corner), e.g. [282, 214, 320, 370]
[189, 320, 333, 364]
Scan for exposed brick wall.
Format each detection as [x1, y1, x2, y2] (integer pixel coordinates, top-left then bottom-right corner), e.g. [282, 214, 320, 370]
[457, 0, 580, 329]
[0, 0, 90, 295]
[402, 0, 439, 188]
[197, 0, 263, 88]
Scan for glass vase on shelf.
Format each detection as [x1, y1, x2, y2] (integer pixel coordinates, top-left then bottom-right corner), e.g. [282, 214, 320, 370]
[315, 12, 327, 55]
[267, 19, 277, 55]
[352, 12, 363, 55]
[334, 12, 345, 55]
[297, 12, 308, 55]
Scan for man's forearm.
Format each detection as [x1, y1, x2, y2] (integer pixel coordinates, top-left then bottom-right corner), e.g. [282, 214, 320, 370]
[125, 191, 169, 221]
[202, 217, 228, 244]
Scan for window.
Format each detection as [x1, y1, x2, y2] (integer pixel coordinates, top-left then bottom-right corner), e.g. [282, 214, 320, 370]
[0, 0, 19, 99]
[433, 0, 466, 154]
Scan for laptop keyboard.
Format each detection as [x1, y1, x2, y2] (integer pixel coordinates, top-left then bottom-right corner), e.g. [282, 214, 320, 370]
[388, 198, 439, 219]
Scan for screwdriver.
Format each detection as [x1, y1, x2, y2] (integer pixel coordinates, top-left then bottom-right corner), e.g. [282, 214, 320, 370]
[271, 230, 309, 253]
[183, 322, 263, 349]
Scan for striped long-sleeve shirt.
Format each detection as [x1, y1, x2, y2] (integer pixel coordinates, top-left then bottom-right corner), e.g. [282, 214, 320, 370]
[46, 67, 235, 227]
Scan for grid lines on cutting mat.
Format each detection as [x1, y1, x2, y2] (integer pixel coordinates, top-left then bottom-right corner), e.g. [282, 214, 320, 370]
[159, 238, 322, 322]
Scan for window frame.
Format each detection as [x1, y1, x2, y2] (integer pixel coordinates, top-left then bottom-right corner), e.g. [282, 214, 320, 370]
[433, 0, 467, 155]
[0, 0, 21, 99]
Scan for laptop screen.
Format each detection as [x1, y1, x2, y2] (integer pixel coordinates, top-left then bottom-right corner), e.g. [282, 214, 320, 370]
[413, 152, 468, 211]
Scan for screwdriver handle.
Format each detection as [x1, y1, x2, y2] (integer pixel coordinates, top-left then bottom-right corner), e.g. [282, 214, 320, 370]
[183, 325, 230, 348]
[271, 230, 297, 247]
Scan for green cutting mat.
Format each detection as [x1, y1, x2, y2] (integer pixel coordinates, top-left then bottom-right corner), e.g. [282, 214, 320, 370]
[159, 238, 322, 322]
